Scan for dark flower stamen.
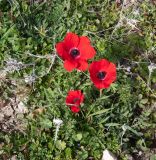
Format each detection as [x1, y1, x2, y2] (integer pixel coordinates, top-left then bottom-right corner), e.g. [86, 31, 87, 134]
[97, 71, 106, 80]
[73, 98, 80, 103]
[70, 48, 80, 58]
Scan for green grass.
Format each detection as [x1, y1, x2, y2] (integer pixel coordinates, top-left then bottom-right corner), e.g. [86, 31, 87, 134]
[0, 0, 156, 159]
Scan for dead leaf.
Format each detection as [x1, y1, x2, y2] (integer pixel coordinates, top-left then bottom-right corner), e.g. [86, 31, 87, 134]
[32, 108, 45, 117]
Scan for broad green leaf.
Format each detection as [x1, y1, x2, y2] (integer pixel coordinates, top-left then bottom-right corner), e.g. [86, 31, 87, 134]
[65, 148, 72, 159]
[105, 123, 120, 127]
[88, 108, 110, 117]
[140, 99, 148, 104]
[126, 126, 143, 136]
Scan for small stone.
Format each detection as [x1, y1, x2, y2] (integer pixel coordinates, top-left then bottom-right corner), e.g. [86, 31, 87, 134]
[0, 70, 6, 79]
[0, 113, 4, 121]
[10, 155, 17, 160]
[15, 102, 28, 114]
[125, 154, 134, 160]
[4, 106, 14, 116]
[102, 149, 117, 160]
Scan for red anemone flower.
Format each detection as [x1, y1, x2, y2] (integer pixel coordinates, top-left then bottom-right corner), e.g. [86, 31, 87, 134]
[56, 32, 96, 72]
[66, 90, 84, 113]
[89, 59, 117, 89]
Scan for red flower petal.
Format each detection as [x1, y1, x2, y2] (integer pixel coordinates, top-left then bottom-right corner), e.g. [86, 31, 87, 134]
[77, 60, 88, 71]
[64, 32, 80, 51]
[56, 42, 68, 60]
[89, 61, 100, 83]
[78, 37, 96, 59]
[94, 81, 110, 89]
[104, 63, 117, 84]
[70, 106, 80, 113]
[64, 60, 77, 72]
[66, 90, 84, 111]
[96, 59, 110, 70]
[66, 90, 80, 105]
[79, 36, 91, 45]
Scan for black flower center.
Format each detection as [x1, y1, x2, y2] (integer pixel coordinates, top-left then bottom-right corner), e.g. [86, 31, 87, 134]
[73, 98, 80, 103]
[70, 48, 80, 58]
[97, 71, 106, 80]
